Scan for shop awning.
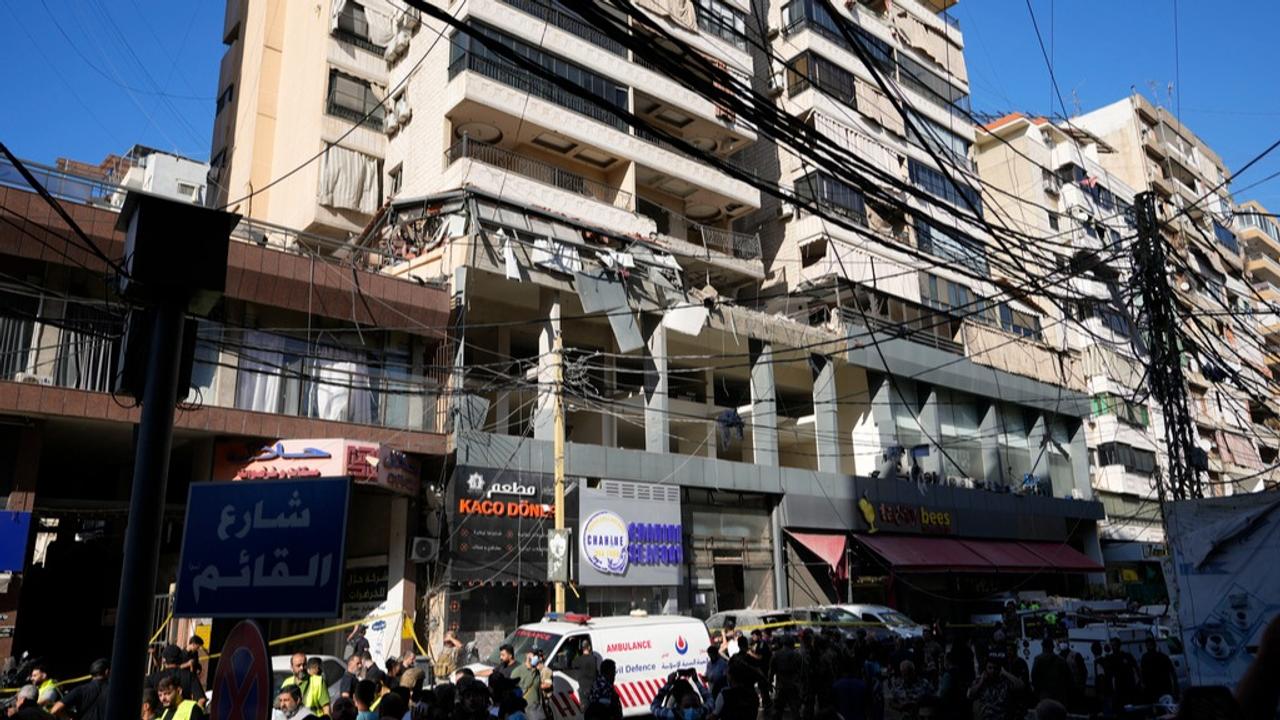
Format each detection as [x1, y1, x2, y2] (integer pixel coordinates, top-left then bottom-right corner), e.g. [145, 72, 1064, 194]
[854, 534, 993, 573]
[1021, 541, 1105, 572]
[787, 531, 848, 574]
[958, 539, 1050, 570]
[853, 535, 1103, 573]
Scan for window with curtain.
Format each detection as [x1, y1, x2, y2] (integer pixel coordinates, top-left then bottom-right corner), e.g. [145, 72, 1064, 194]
[326, 69, 384, 127]
[795, 171, 867, 225]
[694, 0, 747, 51]
[908, 158, 983, 216]
[1097, 442, 1157, 474]
[304, 343, 375, 425]
[915, 217, 988, 275]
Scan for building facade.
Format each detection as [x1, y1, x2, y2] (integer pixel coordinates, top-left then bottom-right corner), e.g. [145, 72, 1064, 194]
[1072, 95, 1277, 498]
[0, 155, 451, 674]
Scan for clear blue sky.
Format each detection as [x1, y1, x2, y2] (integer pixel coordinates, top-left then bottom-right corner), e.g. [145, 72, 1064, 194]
[3, 0, 1279, 206]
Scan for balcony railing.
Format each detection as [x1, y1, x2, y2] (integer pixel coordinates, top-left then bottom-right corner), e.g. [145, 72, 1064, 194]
[499, 0, 626, 56]
[638, 202, 762, 260]
[448, 52, 628, 131]
[446, 137, 634, 211]
[332, 27, 386, 55]
[839, 306, 964, 355]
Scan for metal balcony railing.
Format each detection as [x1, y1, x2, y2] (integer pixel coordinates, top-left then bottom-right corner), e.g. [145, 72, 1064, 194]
[839, 306, 964, 355]
[332, 27, 386, 55]
[446, 137, 634, 211]
[448, 52, 629, 131]
[637, 202, 762, 260]
[499, 0, 626, 56]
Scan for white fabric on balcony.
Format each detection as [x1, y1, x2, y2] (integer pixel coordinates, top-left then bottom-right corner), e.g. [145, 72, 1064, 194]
[532, 238, 583, 275]
[364, 0, 396, 46]
[635, 0, 696, 31]
[235, 330, 286, 413]
[318, 144, 379, 214]
[330, 0, 351, 32]
[853, 79, 905, 138]
[310, 344, 374, 424]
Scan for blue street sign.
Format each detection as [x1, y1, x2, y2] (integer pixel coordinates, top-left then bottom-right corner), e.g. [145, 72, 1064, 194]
[174, 477, 350, 618]
[0, 511, 31, 572]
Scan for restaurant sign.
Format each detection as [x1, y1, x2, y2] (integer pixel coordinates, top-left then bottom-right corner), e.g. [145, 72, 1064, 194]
[213, 439, 419, 496]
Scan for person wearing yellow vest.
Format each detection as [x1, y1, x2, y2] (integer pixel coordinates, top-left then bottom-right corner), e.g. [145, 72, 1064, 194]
[281, 654, 331, 717]
[28, 663, 59, 709]
[157, 675, 205, 720]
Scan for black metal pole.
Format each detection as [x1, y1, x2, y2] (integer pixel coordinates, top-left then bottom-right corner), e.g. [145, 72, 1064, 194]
[105, 301, 186, 720]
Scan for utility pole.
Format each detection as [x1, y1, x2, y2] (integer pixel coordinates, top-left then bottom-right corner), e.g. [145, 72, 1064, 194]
[553, 330, 567, 613]
[1132, 190, 1204, 500]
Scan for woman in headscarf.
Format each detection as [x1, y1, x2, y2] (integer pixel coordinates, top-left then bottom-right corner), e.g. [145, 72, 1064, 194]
[582, 659, 623, 720]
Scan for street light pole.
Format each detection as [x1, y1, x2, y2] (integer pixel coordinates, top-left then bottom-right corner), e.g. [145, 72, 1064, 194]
[553, 330, 566, 613]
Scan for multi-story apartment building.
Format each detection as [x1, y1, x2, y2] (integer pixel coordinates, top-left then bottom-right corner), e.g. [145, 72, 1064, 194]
[1073, 95, 1276, 498]
[1234, 200, 1280, 472]
[198, 0, 1108, 648]
[210, 0, 395, 239]
[0, 155, 450, 673]
[975, 113, 1171, 598]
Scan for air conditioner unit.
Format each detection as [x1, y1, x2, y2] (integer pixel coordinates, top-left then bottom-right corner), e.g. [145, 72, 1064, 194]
[410, 536, 439, 563]
[398, 8, 421, 30]
[13, 372, 50, 385]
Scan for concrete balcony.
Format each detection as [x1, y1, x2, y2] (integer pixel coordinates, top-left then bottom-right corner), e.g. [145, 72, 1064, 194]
[469, 0, 756, 147]
[444, 54, 760, 216]
[963, 321, 1085, 391]
[442, 138, 652, 238]
[1248, 251, 1280, 286]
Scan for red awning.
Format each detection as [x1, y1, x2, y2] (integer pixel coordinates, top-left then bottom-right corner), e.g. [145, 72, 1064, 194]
[854, 534, 993, 573]
[1021, 541, 1105, 572]
[959, 539, 1051, 570]
[787, 531, 848, 575]
[854, 535, 1103, 574]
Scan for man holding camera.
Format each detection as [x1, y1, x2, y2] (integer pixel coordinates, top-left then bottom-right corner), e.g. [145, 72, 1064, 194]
[650, 669, 713, 720]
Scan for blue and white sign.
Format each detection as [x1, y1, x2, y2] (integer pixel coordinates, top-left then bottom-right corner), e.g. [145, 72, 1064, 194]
[174, 477, 351, 618]
[0, 511, 32, 573]
[578, 481, 682, 587]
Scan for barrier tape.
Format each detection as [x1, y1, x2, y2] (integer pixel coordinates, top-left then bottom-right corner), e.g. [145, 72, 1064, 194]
[722, 619, 997, 633]
[1, 610, 413, 694]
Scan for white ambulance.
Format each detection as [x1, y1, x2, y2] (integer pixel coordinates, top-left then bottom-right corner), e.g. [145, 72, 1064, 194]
[463, 612, 710, 719]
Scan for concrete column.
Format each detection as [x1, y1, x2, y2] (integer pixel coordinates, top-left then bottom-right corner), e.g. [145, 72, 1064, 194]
[494, 325, 511, 434]
[811, 355, 839, 473]
[979, 402, 1004, 487]
[0, 425, 41, 661]
[28, 299, 65, 381]
[915, 388, 943, 480]
[1080, 522, 1107, 587]
[388, 496, 414, 656]
[854, 374, 898, 477]
[643, 316, 669, 453]
[534, 291, 561, 442]
[602, 353, 617, 447]
[771, 501, 788, 609]
[751, 340, 778, 466]
[704, 369, 717, 460]
[1066, 419, 1092, 500]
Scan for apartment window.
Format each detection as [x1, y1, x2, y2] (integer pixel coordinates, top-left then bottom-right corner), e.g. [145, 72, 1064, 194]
[326, 69, 384, 127]
[795, 171, 867, 225]
[216, 83, 234, 116]
[786, 51, 857, 108]
[177, 181, 199, 199]
[906, 109, 971, 168]
[388, 164, 403, 197]
[1048, 211, 1060, 231]
[919, 273, 997, 324]
[998, 303, 1041, 340]
[908, 158, 983, 216]
[1097, 442, 1156, 475]
[334, 1, 386, 53]
[449, 24, 629, 131]
[1213, 221, 1240, 255]
[915, 218, 988, 275]
[1042, 167, 1061, 194]
[1076, 300, 1131, 337]
[781, 0, 895, 76]
[898, 53, 969, 114]
[1091, 393, 1150, 428]
[694, 0, 748, 51]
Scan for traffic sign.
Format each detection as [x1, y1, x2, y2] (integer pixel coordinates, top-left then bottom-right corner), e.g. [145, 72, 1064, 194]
[174, 477, 351, 617]
[209, 620, 271, 720]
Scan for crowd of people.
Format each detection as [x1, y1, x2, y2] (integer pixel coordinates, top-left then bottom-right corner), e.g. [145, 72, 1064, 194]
[5, 615, 1279, 720]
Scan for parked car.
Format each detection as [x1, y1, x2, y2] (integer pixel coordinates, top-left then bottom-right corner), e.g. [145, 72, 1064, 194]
[704, 609, 797, 654]
[270, 654, 346, 700]
[789, 606, 896, 643]
[828, 604, 925, 639]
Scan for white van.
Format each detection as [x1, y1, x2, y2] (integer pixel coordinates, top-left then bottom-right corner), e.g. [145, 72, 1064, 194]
[463, 613, 710, 719]
[830, 604, 924, 639]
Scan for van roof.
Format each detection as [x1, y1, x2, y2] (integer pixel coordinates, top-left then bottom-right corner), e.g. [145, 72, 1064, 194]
[524, 614, 705, 632]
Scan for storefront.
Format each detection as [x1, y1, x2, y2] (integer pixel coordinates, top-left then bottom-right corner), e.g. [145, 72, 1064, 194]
[211, 437, 423, 665]
[441, 467, 780, 651]
[781, 475, 1106, 623]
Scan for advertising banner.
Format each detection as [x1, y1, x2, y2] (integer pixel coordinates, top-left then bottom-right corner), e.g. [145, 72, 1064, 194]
[341, 561, 402, 668]
[174, 477, 350, 617]
[448, 466, 573, 584]
[213, 439, 420, 496]
[1166, 495, 1280, 687]
[578, 481, 682, 587]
